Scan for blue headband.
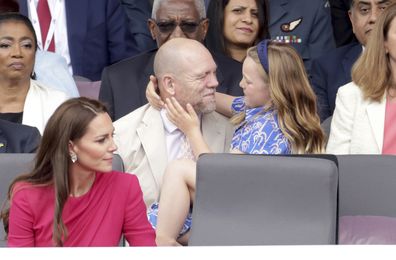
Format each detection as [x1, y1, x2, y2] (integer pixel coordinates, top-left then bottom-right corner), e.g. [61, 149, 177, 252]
[257, 39, 270, 74]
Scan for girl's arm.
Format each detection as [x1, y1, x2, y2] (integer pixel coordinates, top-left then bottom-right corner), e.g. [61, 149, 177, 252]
[165, 98, 211, 158]
[215, 92, 237, 118]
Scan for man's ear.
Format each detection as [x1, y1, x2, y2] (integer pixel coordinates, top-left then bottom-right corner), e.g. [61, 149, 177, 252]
[200, 18, 209, 41]
[162, 75, 176, 95]
[148, 19, 157, 40]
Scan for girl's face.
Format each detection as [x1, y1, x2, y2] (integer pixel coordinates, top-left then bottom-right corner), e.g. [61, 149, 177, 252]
[240, 56, 271, 108]
[223, 0, 260, 49]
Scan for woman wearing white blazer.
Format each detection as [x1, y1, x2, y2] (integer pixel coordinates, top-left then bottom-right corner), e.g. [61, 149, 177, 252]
[0, 13, 69, 134]
[327, 3, 396, 155]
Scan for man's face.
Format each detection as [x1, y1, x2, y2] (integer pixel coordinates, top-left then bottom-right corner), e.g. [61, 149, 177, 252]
[174, 51, 218, 114]
[148, 0, 209, 47]
[349, 0, 392, 45]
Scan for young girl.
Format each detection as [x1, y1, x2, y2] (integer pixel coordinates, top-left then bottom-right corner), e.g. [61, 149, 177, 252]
[149, 40, 324, 246]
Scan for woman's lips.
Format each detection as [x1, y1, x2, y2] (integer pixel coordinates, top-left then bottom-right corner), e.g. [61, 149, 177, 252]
[9, 62, 24, 70]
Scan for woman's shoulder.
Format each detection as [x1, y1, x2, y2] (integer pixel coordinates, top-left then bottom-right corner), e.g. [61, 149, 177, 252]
[97, 171, 139, 189]
[11, 182, 53, 204]
[29, 80, 71, 100]
[337, 81, 363, 97]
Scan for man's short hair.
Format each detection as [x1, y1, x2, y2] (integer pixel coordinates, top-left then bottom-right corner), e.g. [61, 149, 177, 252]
[151, 0, 206, 20]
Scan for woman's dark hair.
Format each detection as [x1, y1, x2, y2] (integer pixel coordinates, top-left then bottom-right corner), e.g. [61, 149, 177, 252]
[0, 12, 38, 51]
[205, 0, 270, 57]
[1, 97, 109, 246]
[0, 0, 19, 13]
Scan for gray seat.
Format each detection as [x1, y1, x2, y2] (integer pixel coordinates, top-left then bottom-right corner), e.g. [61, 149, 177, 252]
[112, 153, 125, 172]
[0, 153, 35, 247]
[337, 155, 396, 244]
[0, 153, 125, 247]
[337, 155, 396, 217]
[189, 153, 338, 246]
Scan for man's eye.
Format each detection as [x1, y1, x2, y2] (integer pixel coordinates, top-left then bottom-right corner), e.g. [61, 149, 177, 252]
[157, 22, 176, 32]
[0, 43, 10, 48]
[359, 7, 370, 14]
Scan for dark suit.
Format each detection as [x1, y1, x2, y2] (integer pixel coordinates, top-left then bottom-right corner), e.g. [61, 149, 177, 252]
[19, 0, 136, 81]
[329, 0, 357, 47]
[120, 0, 157, 54]
[99, 49, 243, 121]
[0, 119, 41, 153]
[269, 0, 335, 73]
[310, 42, 362, 122]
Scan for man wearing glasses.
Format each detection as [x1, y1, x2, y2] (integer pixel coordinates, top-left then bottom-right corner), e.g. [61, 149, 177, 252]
[99, 0, 243, 121]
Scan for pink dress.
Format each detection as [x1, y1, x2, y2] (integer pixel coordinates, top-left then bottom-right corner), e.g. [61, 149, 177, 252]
[382, 98, 396, 155]
[7, 171, 156, 247]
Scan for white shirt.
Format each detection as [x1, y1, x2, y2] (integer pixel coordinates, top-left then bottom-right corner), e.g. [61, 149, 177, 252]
[160, 109, 186, 162]
[28, 0, 72, 74]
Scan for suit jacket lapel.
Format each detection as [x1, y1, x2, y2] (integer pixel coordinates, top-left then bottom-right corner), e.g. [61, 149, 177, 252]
[366, 97, 386, 152]
[138, 52, 156, 105]
[342, 44, 362, 81]
[269, 0, 288, 27]
[136, 107, 168, 188]
[202, 113, 226, 153]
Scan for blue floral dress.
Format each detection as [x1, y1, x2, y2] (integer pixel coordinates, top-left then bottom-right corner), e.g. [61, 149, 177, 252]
[147, 97, 291, 235]
[230, 97, 291, 154]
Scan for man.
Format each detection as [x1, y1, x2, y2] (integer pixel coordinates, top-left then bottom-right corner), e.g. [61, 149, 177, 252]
[268, 0, 336, 73]
[99, 0, 243, 121]
[0, 119, 40, 153]
[311, 0, 393, 122]
[330, 0, 357, 47]
[114, 38, 234, 207]
[19, 0, 134, 81]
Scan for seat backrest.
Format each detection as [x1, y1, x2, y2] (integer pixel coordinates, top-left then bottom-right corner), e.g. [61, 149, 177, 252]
[337, 155, 396, 244]
[0, 153, 35, 247]
[75, 80, 101, 99]
[337, 155, 396, 217]
[189, 153, 338, 246]
[112, 154, 125, 172]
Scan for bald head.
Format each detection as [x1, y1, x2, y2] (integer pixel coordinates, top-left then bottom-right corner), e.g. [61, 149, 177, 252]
[154, 38, 210, 79]
[154, 38, 218, 113]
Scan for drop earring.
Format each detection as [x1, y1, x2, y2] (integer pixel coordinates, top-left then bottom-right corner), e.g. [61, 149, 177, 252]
[70, 153, 77, 163]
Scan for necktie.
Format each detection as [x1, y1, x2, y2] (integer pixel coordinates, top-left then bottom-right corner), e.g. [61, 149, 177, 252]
[37, 0, 55, 51]
[180, 135, 195, 161]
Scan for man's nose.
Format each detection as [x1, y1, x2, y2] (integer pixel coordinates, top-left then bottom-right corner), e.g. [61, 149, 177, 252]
[169, 25, 187, 39]
[208, 73, 218, 88]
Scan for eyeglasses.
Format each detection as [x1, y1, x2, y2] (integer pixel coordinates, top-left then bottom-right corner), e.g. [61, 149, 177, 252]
[151, 19, 205, 35]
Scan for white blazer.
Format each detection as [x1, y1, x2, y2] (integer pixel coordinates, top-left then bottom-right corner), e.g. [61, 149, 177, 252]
[22, 80, 70, 134]
[114, 104, 234, 207]
[326, 82, 385, 154]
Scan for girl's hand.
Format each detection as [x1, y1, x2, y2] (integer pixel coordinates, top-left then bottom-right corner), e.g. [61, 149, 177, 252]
[165, 97, 200, 136]
[146, 75, 164, 110]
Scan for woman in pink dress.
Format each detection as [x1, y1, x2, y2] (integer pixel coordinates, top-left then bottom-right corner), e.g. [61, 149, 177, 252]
[1, 97, 156, 247]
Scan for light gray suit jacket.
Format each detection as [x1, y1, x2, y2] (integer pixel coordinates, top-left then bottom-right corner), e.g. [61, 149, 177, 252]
[114, 104, 234, 207]
[326, 82, 385, 154]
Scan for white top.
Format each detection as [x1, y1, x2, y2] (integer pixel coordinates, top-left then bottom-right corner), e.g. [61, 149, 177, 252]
[22, 79, 70, 134]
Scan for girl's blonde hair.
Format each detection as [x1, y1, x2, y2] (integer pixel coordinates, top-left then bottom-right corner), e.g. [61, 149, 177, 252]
[232, 41, 325, 154]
